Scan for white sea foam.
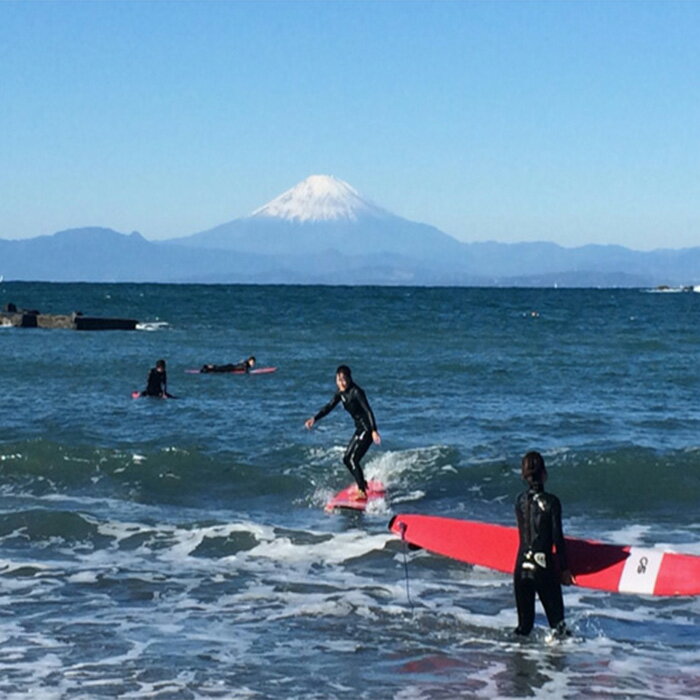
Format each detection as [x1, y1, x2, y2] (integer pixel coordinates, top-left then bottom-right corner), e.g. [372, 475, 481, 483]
[0, 511, 696, 700]
[364, 496, 390, 516]
[604, 523, 653, 545]
[390, 490, 426, 505]
[135, 321, 169, 331]
[242, 530, 392, 569]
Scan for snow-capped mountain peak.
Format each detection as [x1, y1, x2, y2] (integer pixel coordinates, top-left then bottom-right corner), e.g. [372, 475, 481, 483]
[251, 175, 387, 222]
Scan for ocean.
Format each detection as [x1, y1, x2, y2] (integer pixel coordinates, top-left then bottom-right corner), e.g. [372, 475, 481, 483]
[0, 282, 698, 699]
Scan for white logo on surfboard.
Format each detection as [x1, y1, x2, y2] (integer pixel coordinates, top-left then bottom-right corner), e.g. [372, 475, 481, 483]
[618, 548, 664, 595]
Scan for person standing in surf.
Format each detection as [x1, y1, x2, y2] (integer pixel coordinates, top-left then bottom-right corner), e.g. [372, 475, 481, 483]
[513, 451, 574, 639]
[305, 365, 381, 498]
[140, 358, 174, 398]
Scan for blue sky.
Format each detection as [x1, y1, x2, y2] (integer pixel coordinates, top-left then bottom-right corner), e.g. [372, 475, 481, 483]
[1, 0, 698, 249]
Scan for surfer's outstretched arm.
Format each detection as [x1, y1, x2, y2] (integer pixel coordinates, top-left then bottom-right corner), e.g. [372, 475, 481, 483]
[306, 392, 341, 429]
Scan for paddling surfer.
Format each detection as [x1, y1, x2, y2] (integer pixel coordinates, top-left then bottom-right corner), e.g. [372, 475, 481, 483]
[200, 356, 256, 373]
[513, 451, 574, 639]
[140, 358, 174, 398]
[305, 365, 381, 498]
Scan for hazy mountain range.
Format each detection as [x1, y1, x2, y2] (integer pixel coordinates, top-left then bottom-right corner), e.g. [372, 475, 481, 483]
[1, 175, 699, 287]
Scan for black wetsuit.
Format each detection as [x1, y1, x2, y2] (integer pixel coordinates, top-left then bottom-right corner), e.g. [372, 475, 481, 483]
[201, 361, 248, 373]
[313, 382, 377, 493]
[513, 484, 569, 635]
[143, 368, 169, 397]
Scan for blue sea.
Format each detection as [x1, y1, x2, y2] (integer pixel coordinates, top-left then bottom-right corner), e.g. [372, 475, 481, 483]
[0, 282, 698, 699]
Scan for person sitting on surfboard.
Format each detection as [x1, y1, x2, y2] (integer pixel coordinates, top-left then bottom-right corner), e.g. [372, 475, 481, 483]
[140, 358, 174, 398]
[513, 451, 574, 639]
[304, 365, 381, 499]
[200, 356, 256, 373]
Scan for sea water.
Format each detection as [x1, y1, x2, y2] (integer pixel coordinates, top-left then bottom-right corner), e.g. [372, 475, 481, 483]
[0, 282, 698, 699]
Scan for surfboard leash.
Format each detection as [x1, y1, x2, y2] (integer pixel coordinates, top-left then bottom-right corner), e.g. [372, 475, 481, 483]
[398, 522, 415, 615]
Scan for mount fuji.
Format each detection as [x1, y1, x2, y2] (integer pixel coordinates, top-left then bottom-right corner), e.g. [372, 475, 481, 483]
[169, 174, 465, 262]
[3, 174, 700, 285]
[251, 174, 389, 223]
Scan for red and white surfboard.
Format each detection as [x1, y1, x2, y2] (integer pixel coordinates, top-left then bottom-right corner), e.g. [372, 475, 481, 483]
[389, 514, 700, 596]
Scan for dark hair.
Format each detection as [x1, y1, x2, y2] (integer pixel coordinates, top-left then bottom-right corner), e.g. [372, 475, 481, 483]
[521, 451, 546, 484]
[248, 356, 256, 364]
[336, 365, 352, 379]
[156, 359, 166, 369]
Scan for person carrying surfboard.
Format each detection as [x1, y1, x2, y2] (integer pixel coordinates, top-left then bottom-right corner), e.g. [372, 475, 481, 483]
[513, 451, 574, 639]
[200, 356, 256, 373]
[304, 365, 381, 499]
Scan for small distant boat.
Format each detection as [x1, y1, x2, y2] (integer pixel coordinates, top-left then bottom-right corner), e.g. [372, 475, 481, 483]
[651, 285, 695, 293]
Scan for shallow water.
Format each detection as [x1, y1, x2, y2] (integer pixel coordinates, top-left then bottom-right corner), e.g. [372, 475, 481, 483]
[0, 282, 698, 698]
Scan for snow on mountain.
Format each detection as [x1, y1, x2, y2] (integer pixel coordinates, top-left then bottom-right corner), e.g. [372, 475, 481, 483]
[251, 174, 388, 222]
[169, 173, 465, 260]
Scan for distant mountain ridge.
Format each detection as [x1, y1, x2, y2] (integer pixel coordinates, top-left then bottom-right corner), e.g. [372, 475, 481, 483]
[1, 175, 699, 286]
[0, 227, 274, 283]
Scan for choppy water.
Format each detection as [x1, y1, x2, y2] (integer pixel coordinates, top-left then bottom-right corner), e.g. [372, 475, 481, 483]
[0, 282, 698, 699]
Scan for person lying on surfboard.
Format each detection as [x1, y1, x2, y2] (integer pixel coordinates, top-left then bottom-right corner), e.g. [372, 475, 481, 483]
[514, 451, 575, 639]
[139, 358, 174, 398]
[200, 356, 256, 373]
[304, 365, 381, 499]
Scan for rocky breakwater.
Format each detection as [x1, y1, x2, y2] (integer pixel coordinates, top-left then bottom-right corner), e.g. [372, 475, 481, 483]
[1, 304, 138, 330]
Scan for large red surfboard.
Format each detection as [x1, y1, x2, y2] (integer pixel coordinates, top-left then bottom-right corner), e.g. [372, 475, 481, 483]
[389, 514, 700, 597]
[325, 480, 386, 512]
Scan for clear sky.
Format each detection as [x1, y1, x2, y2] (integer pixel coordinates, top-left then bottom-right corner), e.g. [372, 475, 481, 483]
[1, 0, 699, 249]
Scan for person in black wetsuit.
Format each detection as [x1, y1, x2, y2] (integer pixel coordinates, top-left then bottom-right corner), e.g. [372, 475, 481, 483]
[513, 451, 574, 638]
[200, 356, 256, 373]
[141, 358, 174, 398]
[304, 365, 381, 498]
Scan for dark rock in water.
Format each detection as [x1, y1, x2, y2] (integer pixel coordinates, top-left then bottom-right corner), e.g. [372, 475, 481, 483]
[0, 306, 138, 330]
[71, 315, 138, 330]
[0, 312, 38, 328]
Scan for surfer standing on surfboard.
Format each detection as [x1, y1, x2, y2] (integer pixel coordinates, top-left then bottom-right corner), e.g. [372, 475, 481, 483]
[304, 365, 381, 499]
[513, 451, 574, 639]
